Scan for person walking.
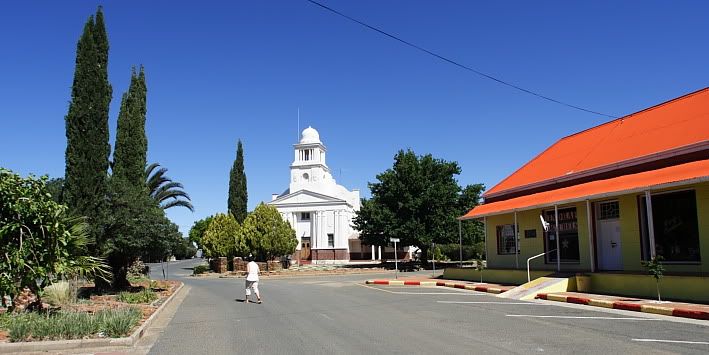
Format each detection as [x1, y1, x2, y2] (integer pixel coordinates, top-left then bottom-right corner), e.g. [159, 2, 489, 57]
[244, 256, 261, 304]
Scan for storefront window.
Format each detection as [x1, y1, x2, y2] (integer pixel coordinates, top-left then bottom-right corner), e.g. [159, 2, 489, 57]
[544, 207, 580, 263]
[639, 190, 700, 262]
[496, 224, 516, 255]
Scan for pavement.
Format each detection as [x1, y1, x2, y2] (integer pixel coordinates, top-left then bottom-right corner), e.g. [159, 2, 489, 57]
[365, 275, 515, 294]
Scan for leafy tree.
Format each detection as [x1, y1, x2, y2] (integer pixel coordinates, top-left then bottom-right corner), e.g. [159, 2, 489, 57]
[146, 163, 194, 211]
[228, 140, 248, 223]
[104, 179, 180, 289]
[189, 215, 214, 249]
[63, 7, 112, 245]
[353, 149, 466, 265]
[202, 213, 243, 259]
[241, 203, 297, 262]
[0, 169, 109, 309]
[113, 67, 147, 187]
[172, 237, 197, 260]
[458, 183, 486, 257]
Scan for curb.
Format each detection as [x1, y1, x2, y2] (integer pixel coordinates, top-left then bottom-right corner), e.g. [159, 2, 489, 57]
[0, 282, 185, 354]
[365, 280, 504, 295]
[535, 293, 709, 321]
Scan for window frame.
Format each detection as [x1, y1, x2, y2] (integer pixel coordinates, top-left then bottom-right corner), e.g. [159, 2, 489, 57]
[327, 233, 335, 248]
[301, 212, 311, 221]
[496, 224, 517, 255]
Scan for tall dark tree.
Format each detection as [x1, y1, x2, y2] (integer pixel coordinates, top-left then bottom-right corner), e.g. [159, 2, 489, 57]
[64, 7, 112, 244]
[228, 140, 248, 222]
[113, 67, 147, 187]
[352, 149, 464, 265]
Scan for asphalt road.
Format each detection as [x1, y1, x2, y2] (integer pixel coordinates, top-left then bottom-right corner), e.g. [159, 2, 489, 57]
[146, 259, 709, 354]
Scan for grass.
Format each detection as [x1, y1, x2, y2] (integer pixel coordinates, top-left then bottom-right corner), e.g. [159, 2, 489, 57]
[117, 289, 158, 304]
[0, 311, 10, 330]
[42, 281, 77, 307]
[7, 307, 142, 342]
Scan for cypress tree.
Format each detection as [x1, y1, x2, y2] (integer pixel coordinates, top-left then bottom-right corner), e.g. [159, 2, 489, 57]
[228, 140, 248, 223]
[113, 67, 148, 187]
[64, 7, 112, 242]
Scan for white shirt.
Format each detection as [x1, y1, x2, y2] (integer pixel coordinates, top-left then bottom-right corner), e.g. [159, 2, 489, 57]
[246, 261, 260, 281]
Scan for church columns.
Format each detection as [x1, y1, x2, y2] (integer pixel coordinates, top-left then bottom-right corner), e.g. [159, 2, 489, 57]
[371, 245, 375, 260]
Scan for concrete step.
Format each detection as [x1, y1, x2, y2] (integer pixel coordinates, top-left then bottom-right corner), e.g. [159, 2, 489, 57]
[497, 276, 572, 300]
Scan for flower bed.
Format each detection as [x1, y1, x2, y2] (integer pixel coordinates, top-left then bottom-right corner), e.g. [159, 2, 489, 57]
[0, 279, 179, 343]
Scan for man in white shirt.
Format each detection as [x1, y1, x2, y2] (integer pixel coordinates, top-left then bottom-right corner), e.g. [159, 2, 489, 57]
[245, 255, 261, 304]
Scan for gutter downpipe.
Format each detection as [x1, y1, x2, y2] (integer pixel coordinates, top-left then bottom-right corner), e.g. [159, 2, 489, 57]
[586, 200, 595, 272]
[644, 191, 656, 258]
[555, 205, 561, 272]
[514, 210, 519, 269]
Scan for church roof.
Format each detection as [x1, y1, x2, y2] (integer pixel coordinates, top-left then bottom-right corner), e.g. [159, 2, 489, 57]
[300, 126, 321, 144]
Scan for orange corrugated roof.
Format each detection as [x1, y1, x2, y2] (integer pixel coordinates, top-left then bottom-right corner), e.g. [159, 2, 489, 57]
[485, 88, 709, 197]
[462, 159, 709, 219]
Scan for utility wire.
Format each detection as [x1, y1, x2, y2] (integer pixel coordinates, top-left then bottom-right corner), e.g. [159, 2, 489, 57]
[306, 0, 618, 119]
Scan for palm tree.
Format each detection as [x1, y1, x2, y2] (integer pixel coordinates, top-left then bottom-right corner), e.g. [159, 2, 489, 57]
[146, 163, 194, 211]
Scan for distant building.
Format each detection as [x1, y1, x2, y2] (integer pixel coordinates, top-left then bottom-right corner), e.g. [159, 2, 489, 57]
[269, 127, 379, 264]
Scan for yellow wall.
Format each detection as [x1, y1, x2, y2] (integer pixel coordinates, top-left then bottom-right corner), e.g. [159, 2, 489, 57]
[443, 267, 553, 285]
[589, 273, 709, 303]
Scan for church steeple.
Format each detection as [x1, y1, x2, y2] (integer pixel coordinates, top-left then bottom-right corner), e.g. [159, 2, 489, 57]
[290, 127, 332, 191]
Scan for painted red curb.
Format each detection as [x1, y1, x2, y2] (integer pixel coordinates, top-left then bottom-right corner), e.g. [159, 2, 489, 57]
[453, 284, 466, 289]
[672, 308, 709, 320]
[536, 293, 548, 300]
[372, 280, 389, 285]
[566, 296, 590, 305]
[475, 286, 489, 292]
[613, 302, 642, 312]
[436, 281, 446, 287]
[404, 281, 421, 286]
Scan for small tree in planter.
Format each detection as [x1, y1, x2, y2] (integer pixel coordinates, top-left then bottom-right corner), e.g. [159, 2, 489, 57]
[475, 256, 485, 283]
[641, 255, 665, 302]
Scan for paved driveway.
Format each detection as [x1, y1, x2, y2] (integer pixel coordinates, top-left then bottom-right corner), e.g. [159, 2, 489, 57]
[147, 260, 709, 354]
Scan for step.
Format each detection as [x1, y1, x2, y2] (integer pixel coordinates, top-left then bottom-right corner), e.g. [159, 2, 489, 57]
[497, 276, 572, 300]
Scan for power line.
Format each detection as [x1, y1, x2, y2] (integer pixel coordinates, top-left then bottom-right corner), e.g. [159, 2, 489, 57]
[306, 0, 618, 119]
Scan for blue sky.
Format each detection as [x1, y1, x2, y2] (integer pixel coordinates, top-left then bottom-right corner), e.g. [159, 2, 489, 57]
[1, 1, 708, 234]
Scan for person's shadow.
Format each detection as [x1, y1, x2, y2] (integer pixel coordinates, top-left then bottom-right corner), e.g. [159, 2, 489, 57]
[235, 298, 246, 302]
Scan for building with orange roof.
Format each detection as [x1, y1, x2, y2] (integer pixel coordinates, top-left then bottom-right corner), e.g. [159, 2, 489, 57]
[458, 87, 709, 301]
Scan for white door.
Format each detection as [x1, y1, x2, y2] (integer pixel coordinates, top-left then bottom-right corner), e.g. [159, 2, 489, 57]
[596, 201, 622, 270]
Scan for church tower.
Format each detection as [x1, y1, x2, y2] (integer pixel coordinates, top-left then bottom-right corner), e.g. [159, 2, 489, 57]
[290, 126, 333, 193]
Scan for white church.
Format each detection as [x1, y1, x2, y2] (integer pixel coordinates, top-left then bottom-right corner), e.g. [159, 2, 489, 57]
[268, 127, 387, 264]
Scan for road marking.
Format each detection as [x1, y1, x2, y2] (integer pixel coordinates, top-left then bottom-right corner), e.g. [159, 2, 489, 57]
[506, 315, 660, 320]
[356, 283, 481, 295]
[438, 301, 542, 305]
[320, 313, 333, 320]
[631, 339, 709, 345]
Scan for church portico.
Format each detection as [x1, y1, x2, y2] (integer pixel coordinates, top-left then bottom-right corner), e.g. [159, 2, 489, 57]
[268, 127, 362, 264]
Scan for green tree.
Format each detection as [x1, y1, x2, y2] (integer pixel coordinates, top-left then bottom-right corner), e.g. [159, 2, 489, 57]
[63, 7, 112, 245]
[353, 149, 465, 265]
[146, 163, 194, 211]
[0, 169, 108, 309]
[228, 140, 248, 223]
[458, 183, 486, 257]
[241, 204, 297, 262]
[189, 215, 214, 249]
[104, 179, 180, 288]
[113, 67, 148, 187]
[202, 213, 243, 259]
[642, 255, 665, 302]
[46, 177, 65, 204]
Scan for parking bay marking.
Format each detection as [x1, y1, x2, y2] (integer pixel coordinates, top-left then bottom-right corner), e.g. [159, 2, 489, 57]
[506, 315, 661, 321]
[631, 339, 709, 345]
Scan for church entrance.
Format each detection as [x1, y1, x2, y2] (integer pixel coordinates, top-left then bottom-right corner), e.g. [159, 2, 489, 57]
[301, 237, 312, 261]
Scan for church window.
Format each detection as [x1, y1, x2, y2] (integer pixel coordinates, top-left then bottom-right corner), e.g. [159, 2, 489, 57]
[327, 233, 334, 247]
[302, 149, 312, 161]
[301, 212, 310, 221]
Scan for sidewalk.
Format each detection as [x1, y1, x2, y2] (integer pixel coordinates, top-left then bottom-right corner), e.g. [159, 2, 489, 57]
[536, 291, 709, 320]
[365, 275, 515, 295]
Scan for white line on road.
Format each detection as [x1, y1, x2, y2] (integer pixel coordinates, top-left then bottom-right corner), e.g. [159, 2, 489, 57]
[631, 339, 709, 345]
[439, 301, 541, 305]
[506, 315, 660, 320]
[356, 283, 481, 295]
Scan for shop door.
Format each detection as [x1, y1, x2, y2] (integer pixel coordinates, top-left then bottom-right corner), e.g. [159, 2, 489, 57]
[301, 238, 311, 260]
[596, 202, 622, 270]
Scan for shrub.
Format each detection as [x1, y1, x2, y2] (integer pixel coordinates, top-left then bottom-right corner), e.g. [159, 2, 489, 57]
[7, 307, 141, 342]
[42, 281, 76, 308]
[117, 289, 158, 304]
[127, 259, 149, 278]
[193, 264, 210, 275]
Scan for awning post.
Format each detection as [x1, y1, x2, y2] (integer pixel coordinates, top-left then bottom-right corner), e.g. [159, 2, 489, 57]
[555, 205, 560, 272]
[483, 217, 488, 262]
[644, 191, 656, 258]
[514, 211, 519, 269]
[586, 200, 595, 272]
